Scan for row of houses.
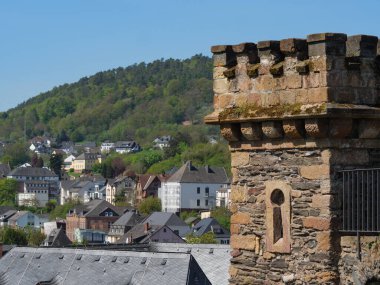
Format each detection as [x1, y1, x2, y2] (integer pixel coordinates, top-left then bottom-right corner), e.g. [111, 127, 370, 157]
[3, 160, 231, 211]
[63, 199, 230, 245]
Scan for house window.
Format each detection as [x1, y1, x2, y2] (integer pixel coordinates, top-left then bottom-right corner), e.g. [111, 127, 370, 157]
[197, 187, 200, 194]
[197, 199, 200, 206]
[205, 199, 209, 206]
[205, 187, 209, 197]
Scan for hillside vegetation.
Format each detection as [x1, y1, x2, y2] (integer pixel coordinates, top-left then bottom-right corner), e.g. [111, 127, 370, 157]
[0, 55, 215, 146]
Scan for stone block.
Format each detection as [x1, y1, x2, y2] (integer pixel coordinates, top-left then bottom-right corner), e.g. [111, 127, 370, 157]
[230, 224, 240, 235]
[231, 235, 258, 251]
[231, 151, 250, 167]
[346, 35, 378, 58]
[230, 185, 248, 203]
[305, 118, 329, 138]
[240, 122, 262, 141]
[286, 74, 302, 89]
[213, 66, 228, 79]
[311, 194, 332, 208]
[307, 33, 347, 57]
[316, 231, 333, 252]
[299, 164, 330, 180]
[262, 121, 284, 139]
[280, 38, 308, 58]
[231, 212, 251, 225]
[213, 78, 229, 94]
[229, 266, 239, 277]
[307, 87, 329, 103]
[221, 124, 241, 142]
[283, 119, 305, 139]
[303, 216, 331, 231]
[217, 93, 234, 109]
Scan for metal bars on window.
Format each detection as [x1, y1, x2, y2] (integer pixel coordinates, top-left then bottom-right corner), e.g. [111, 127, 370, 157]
[341, 168, 380, 233]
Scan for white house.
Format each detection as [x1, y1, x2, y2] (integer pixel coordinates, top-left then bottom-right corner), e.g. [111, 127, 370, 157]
[158, 161, 229, 213]
[100, 141, 115, 153]
[8, 166, 59, 205]
[153, 136, 172, 149]
[216, 186, 231, 208]
[63, 155, 76, 171]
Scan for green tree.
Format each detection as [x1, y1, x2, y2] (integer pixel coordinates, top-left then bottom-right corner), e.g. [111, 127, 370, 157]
[49, 153, 63, 178]
[211, 207, 231, 230]
[25, 227, 46, 246]
[138, 196, 161, 215]
[0, 227, 28, 245]
[49, 200, 81, 220]
[0, 178, 18, 205]
[186, 232, 217, 244]
[1, 142, 29, 168]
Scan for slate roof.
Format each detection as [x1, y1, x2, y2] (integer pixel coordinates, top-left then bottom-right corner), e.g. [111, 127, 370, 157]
[0, 247, 210, 285]
[167, 161, 229, 184]
[43, 228, 72, 247]
[191, 218, 230, 238]
[0, 206, 16, 216]
[69, 200, 125, 217]
[8, 167, 58, 178]
[112, 212, 142, 227]
[150, 242, 230, 285]
[141, 212, 190, 237]
[7, 211, 30, 222]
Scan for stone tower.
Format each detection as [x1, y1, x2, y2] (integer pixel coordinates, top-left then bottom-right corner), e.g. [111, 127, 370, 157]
[206, 33, 380, 284]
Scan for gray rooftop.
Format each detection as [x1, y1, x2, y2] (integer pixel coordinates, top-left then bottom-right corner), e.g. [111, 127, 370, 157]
[69, 200, 125, 218]
[0, 247, 210, 285]
[167, 161, 229, 184]
[141, 212, 190, 237]
[8, 167, 58, 178]
[191, 218, 230, 238]
[150, 242, 230, 285]
[112, 212, 142, 227]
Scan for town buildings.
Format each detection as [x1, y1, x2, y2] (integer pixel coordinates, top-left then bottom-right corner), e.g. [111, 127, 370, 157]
[7, 166, 59, 206]
[65, 199, 125, 241]
[159, 161, 229, 213]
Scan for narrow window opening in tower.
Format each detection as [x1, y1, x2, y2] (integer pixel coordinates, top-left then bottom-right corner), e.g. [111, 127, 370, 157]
[271, 189, 285, 244]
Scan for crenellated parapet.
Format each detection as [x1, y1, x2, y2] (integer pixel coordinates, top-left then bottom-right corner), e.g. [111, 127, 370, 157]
[206, 33, 380, 145]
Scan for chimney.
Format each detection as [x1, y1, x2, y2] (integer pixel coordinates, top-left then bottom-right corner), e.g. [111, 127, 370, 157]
[144, 222, 150, 233]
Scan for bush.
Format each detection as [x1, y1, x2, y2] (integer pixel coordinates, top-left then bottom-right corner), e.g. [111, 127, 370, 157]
[138, 196, 161, 215]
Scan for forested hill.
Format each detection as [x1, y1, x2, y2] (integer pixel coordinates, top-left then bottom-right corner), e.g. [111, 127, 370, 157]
[0, 55, 215, 145]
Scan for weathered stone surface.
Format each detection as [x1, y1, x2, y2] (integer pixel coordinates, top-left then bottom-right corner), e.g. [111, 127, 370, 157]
[303, 216, 331, 230]
[262, 121, 283, 139]
[231, 212, 251, 225]
[230, 185, 248, 203]
[231, 235, 258, 251]
[221, 124, 241, 142]
[299, 164, 329, 180]
[240, 122, 262, 141]
[305, 118, 329, 138]
[231, 151, 250, 167]
[283, 119, 305, 139]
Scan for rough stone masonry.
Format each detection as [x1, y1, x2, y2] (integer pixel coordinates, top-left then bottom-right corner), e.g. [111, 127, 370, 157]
[205, 33, 380, 284]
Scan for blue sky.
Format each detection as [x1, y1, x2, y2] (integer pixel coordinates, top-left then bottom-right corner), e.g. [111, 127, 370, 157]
[1, 0, 379, 111]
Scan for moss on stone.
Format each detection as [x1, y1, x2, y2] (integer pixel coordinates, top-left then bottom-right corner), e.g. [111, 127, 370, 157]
[219, 103, 327, 120]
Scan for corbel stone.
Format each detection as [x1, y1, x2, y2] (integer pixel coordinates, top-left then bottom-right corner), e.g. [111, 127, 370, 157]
[283, 120, 305, 139]
[358, 119, 380, 139]
[247, 63, 261, 78]
[240, 122, 263, 141]
[262, 121, 284, 139]
[220, 123, 241, 142]
[329, 118, 353, 138]
[305, 118, 329, 138]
